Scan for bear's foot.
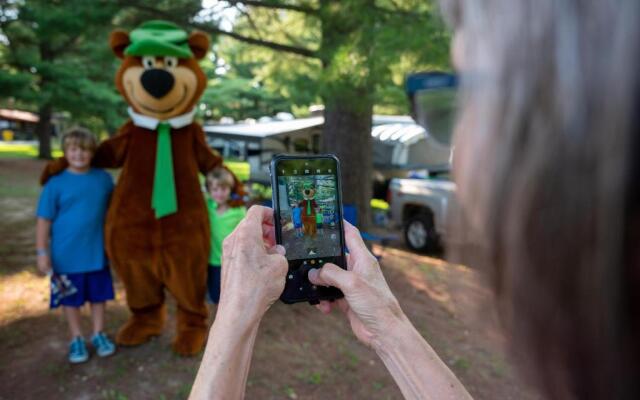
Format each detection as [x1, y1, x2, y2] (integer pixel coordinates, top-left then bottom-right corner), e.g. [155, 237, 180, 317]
[172, 327, 208, 356]
[116, 306, 166, 346]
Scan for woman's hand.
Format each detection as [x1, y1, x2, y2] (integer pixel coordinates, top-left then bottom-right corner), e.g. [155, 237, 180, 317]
[309, 223, 472, 400]
[190, 206, 288, 400]
[308, 221, 406, 349]
[217, 205, 288, 324]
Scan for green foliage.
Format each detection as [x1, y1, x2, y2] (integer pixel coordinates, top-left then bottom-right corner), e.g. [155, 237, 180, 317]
[206, 0, 451, 118]
[201, 76, 293, 120]
[0, 0, 452, 136]
[0, 0, 203, 136]
[0, 0, 126, 134]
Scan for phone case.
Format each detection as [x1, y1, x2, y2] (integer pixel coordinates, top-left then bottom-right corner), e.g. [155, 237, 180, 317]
[270, 154, 347, 304]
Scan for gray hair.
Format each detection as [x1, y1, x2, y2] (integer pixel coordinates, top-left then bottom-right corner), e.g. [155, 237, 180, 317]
[441, 0, 640, 398]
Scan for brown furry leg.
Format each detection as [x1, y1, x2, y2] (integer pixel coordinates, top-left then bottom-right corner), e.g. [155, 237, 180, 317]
[161, 235, 209, 356]
[109, 240, 166, 347]
[172, 307, 208, 356]
[116, 304, 166, 346]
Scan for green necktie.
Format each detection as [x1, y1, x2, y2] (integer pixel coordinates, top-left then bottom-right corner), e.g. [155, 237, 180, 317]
[306, 200, 311, 215]
[151, 122, 177, 218]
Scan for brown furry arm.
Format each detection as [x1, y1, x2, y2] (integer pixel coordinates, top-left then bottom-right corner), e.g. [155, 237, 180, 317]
[39, 157, 69, 185]
[193, 125, 246, 206]
[193, 124, 223, 174]
[91, 123, 132, 169]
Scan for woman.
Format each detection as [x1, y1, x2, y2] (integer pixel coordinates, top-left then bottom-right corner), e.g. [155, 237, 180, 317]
[190, 0, 640, 398]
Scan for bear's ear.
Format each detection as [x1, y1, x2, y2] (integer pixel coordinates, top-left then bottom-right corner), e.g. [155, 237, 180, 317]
[110, 30, 130, 59]
[188, 31, 210, 60]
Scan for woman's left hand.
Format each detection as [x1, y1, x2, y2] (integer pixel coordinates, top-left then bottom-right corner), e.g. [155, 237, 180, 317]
[217, 205, 288, 324]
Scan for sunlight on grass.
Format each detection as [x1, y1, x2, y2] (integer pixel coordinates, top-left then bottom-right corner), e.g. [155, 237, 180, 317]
[0, 142, 63, 158]
[224, 160, 250, 181]
[0, 270, 49, 325]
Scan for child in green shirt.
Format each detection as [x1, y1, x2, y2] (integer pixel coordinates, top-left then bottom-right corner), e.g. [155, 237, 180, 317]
[205, 167, 246, 303]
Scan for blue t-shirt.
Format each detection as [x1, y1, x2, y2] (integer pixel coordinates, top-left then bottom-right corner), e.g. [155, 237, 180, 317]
[36, 168, 114, 274]
[292, 206, 302, 225]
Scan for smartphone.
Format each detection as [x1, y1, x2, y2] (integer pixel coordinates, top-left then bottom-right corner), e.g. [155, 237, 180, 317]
[270, 154, 347, 304]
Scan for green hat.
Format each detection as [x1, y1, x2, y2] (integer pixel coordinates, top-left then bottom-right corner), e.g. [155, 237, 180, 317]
[125, 20, 193, 59]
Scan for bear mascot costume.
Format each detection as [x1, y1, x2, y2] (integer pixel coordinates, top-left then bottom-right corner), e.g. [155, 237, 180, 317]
[299, 182, 318, 237]
[40, 20, 241, 355]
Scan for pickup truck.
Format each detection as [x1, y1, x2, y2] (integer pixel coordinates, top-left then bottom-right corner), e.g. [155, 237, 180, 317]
[387, 176, 461, 253]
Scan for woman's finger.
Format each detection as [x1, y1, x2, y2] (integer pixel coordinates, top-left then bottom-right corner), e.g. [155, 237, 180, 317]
[239, 205, 276, 244]
[266, 244, 286, 256]
[336, 298, 350, 314]
[316, 300, 332, 314]
[262, 223, 277, 247]
[343, 220, 370, 260]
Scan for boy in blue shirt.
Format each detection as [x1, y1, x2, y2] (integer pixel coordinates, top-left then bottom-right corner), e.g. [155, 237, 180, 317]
[291, 203, 303, 238]
[36, 128, 117, 364]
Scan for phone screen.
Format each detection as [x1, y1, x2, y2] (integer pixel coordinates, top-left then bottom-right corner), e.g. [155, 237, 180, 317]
[273, 157, 345, 270]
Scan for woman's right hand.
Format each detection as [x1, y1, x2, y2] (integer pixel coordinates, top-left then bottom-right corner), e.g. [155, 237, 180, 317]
[37, 254, 52, 275]
[308, 221, 406, 349]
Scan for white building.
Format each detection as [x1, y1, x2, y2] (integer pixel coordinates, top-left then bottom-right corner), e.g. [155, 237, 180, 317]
[203, 115, 451, 183]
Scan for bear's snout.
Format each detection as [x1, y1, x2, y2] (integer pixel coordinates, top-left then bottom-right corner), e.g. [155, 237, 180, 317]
[141, 69, 175, 99]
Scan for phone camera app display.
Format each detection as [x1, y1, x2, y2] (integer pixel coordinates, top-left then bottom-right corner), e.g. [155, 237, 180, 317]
[276, 165, 341, 261]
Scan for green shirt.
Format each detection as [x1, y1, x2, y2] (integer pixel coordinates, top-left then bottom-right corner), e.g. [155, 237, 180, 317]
[207, 198, 246, 266]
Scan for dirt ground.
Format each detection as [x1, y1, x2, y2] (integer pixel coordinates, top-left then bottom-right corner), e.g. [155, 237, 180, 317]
[0, 158, 541, 400]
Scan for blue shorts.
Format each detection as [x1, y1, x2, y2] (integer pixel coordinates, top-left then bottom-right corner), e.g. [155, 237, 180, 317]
[207, 265, 221, 304]
[50, 267, 115, 309]
[294, 221, 302, 229]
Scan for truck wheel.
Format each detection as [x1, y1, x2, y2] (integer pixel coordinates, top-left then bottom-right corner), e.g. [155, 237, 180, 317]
[404, 214, 438, 253]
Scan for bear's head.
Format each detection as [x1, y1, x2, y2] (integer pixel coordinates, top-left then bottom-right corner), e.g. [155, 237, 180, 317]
[302, 182, 316, 200]
[109, 20, 209, 120]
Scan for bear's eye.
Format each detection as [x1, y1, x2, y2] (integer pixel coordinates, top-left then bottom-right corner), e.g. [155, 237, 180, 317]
[164, 56, 178, 69]
[142, 56, 155, 69]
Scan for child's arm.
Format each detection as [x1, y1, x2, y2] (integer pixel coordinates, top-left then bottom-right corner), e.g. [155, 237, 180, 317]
[36, 218, 52, 275]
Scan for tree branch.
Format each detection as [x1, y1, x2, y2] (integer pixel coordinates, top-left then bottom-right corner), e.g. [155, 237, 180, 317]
[234, 6, 264, 41]
[226, 0, 318, 15]
[191, 21, 318, 59]
[115, 1, 319, 59]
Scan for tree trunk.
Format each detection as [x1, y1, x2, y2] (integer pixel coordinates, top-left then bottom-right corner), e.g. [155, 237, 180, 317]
[36, 103, 53, 159]
[322, 91, 373, 231]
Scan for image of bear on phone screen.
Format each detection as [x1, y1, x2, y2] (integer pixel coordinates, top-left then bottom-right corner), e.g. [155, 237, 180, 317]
[276, 174, 341, 260]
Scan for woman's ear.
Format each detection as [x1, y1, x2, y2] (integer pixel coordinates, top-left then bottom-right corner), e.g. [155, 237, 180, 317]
[110, 30, 130, 59]
[188, 31, 210, 60]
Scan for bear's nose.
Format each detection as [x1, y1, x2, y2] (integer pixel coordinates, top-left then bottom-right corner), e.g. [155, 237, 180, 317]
[140, 69, 175, 99]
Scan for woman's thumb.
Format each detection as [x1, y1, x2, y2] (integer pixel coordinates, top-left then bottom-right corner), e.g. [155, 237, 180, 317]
[308, 263, 352, 290]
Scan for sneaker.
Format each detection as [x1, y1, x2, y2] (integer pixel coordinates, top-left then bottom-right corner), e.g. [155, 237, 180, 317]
[91, 332, 116, 357]
[68, 336, 89, 364]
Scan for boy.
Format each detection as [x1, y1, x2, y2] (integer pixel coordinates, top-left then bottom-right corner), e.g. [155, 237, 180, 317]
[291, 203, 303, 238]
[205, 167, 246, 304]
[36, 128, 116, 363]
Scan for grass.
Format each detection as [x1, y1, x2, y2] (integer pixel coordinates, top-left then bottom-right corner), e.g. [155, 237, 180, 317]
[452, 356, 471, 372]
[0, 141, 252, 181]
[223, 160, 251, 181]
[0, 157, 536, 400]
[102, 389, 129, 400]
[0, 142, 63, 158]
